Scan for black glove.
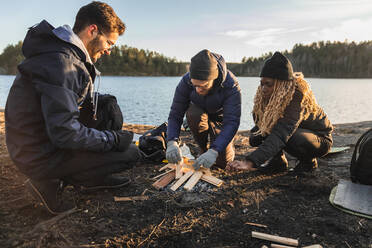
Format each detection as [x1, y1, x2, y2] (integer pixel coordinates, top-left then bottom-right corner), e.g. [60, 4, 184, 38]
[111, 130, 134, 152]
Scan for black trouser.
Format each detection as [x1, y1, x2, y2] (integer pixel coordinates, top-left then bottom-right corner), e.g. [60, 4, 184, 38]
[186, 104, 235, 169]
[38, 145, 140, 185]
[250, 128, 332, 161]
[36, 95, 140, 184]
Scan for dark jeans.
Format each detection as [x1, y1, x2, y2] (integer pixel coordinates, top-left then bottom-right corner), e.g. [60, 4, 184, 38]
[250, 128, 332, 161]
[186, 103, 235, 169]
[41, 144, 140, 185]
[37, 97, 140, 184]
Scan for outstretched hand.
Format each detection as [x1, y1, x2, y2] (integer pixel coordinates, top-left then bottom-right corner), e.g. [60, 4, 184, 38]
[226, 160, 257, 172]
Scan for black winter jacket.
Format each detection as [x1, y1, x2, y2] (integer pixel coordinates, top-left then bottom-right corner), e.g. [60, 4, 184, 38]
[5, 20, 118, 177]
[246, 87, 333, 166]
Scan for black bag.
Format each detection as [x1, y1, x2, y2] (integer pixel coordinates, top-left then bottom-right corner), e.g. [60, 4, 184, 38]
[79, 94, 123, 131]
[139, 122, 168, 162]
[350, 128, 372, 185]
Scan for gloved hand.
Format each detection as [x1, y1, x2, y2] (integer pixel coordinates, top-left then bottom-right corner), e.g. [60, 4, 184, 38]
[166, 140, 182, 164]
[192, 149, 218, 170]
[111, 130, 133, 152]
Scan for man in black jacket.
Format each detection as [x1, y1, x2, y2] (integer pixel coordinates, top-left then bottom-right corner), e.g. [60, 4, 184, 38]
[5, 1, 140, 214]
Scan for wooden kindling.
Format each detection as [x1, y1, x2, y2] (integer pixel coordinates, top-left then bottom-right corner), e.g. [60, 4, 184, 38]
[152, 171, 176, 190]
[153, 160, 224, 191]
[201, 174, 223, 187]
[270, 244, 296, 248]
[251, 231, 299, 247]
[183, 171, 203, 191]
[170, 170, 194, 191]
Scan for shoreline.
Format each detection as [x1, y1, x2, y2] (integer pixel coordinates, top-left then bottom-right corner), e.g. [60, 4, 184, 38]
[1, 107, 371, 129]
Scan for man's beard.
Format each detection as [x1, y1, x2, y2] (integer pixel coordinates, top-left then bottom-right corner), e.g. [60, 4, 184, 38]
[86, 37, 101, 63]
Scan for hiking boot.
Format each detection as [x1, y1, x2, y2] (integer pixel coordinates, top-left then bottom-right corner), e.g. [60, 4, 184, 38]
[79, 175, 131, 191]
[26, 179, 75, 215]
[290, 158, 318, 174]
[258, 152, 288, 173]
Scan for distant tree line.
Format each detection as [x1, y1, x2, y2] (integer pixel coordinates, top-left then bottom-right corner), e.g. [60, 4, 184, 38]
[230, 40, 372, 78]
[95, 45, 188, 76]
[2, 40, 372, 78]
[0, 42, 188, 76]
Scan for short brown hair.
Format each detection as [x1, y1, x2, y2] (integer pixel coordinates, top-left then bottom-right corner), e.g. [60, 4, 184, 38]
[73, 1, 125, 35]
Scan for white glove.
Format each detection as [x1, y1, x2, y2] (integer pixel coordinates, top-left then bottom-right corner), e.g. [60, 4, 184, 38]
[166, 140, 182, 164]
[192, 149, 218, 170]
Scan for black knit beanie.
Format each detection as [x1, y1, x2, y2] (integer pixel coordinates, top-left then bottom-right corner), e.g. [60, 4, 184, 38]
[260, 52, 294, 81]
[189, 49, 219, 80]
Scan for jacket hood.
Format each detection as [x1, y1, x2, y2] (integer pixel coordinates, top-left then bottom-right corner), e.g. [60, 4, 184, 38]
[22, 20, 91, 64]
[210, 52, 228, 86]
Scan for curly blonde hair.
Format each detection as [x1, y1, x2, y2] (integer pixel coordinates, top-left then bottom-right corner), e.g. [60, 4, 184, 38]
[252, 73, 319, 136]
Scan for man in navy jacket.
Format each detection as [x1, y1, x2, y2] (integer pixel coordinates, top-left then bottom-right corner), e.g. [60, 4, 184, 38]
[5, 2, 139, 214]
[166, 49, 241, 169]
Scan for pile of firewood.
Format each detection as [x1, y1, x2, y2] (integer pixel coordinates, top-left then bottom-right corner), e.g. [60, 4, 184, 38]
[151, 159, 223, 191]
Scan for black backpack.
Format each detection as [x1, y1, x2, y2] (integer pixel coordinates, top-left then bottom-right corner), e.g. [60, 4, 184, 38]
[350, 128, 372, 185]
[139, 122, 168, 162]
[79, 94, 123, 131]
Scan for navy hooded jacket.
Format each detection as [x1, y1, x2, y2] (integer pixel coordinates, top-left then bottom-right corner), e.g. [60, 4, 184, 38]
[167, 52, 241, 153]
[5, 20, 117, 178]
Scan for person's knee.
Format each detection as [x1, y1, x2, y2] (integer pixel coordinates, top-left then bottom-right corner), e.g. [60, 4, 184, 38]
[123, 144, 141, 162]
[186, 104, 206, 125]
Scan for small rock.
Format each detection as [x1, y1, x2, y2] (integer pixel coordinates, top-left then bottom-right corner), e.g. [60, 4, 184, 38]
[312, 233, 317, 238]
[84, 209, 89, 213]
[264, 209, 268, 213]
[242, 208, 248, 214]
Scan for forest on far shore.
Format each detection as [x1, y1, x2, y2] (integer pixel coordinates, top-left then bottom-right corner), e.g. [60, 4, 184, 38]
[1, 40, 372, 78]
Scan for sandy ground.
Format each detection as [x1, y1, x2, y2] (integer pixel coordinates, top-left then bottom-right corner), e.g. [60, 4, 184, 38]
[0, 111, 371, 247]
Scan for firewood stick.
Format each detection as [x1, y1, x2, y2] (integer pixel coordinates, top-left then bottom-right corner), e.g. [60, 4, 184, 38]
[183, 171, 203, 191]
[114, 196, 149, 202]
[302, 245, 322, 248]
[152, 171, 176, 190]
[176, 163, 183, 179]
[152, 169, 175, 180]
[251, 231, 298, 247]
[159, 164, 173, 172]
[271, 244, 296, 248]
[171, 170, 194, 191]
[201, 174, 223, 187]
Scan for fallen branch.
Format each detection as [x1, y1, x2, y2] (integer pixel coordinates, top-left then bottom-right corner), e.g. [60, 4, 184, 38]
[244, 222, 268, 228]
[114, 195, 149, 202]
[251, 231, 298, 247]
[138, 218, 166, 247]
[27, 208, 79, 236]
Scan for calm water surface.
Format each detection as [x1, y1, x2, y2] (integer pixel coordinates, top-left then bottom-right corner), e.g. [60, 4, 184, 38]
[1, 75, 372, 130]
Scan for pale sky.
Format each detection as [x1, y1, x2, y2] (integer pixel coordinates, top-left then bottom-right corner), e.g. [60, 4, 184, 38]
[1, 0, 372, 62]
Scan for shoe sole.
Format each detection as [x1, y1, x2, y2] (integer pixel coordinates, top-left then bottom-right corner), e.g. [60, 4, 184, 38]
[25, 179, 61, 215]
[79, 178, 132, 192]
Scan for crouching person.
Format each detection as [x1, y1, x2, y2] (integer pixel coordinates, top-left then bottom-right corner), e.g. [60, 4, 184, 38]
[5, 2, 140, 215]
[227, 52, 333, 174]
[166, 49, 241, 170]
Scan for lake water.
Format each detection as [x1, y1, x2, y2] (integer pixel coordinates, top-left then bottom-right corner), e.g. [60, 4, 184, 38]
[1, 75, 372, 130]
